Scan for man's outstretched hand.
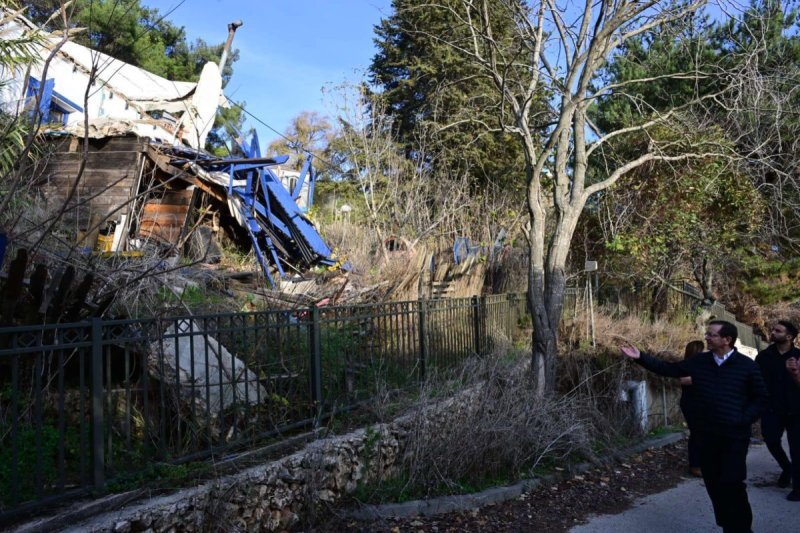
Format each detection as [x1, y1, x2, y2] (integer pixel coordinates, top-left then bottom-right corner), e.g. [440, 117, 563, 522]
[620, 344, 641, 360]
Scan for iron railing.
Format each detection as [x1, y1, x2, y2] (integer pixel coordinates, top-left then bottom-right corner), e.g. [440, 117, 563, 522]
[0, 292, 528, 519]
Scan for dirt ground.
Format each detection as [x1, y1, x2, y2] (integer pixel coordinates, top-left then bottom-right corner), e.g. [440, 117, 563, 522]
[301, 439, 691, 532]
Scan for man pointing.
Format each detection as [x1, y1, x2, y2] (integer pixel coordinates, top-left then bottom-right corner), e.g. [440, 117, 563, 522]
[620, 320, 766, 533]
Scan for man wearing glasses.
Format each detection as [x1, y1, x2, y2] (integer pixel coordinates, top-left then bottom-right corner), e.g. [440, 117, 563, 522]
[621, 320, 767, 533]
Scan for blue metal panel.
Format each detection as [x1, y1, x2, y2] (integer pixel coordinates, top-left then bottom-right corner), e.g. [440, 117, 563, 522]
[165, 130, 344, 287]
[50, 89, 84, 113]
[26, 77, 54, 122]
[249, 130, 260, 159]
[262, 169, 334, 259]
[39, 79, 55, 121]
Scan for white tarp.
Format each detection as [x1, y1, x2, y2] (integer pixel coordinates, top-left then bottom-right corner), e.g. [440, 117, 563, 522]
[58, 117, 174, 141]
[178, 61, 222, 149]
[49, 39, 197, 111]
[2, 9, 227, 149]
[150, 319, 266, 417]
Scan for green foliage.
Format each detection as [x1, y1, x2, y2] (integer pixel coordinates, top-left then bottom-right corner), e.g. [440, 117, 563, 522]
[737, 254, 800, 304]
[1, 2, 42, 71]
[207, 103, 246, 156]
[157, 285, 227, 311]
[350, 468, 518, 504]
[588, 0, 800, 299]
[106, 460, 207, 493]
[647, 425, 684, 438]
[1, 1, 46, 178]
[0, 113, 28, 178]
[592, 8, 717, 134]
[0, 423, 85, 506]
[369, 0, 535, 192]
[597, 124, 762, 280]
[313, 179, 364, 225]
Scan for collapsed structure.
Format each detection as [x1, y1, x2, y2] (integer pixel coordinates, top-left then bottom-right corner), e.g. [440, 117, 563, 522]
[1, 9, 342, 286]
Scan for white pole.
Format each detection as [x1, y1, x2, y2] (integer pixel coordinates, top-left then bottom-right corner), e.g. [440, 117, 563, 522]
[588, 274, 595, 347]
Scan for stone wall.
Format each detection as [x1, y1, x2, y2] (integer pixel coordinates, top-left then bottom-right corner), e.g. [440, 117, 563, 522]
[47, 390, 478, 533]
[58, 425, 405, 532]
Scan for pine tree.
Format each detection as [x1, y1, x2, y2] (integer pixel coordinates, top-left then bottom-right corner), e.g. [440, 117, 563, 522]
[369, 0, 542, 191]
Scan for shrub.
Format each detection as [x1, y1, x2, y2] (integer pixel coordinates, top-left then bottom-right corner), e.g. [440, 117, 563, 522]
[387, 354, 591, 498]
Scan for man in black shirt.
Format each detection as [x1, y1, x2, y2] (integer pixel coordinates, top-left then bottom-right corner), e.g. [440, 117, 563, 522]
[621, 320, 766, 533]
[755, 320, 800, 500]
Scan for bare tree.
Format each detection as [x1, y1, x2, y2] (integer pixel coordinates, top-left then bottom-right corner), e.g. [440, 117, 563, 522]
[405, 0, 753, 396]
[329, 84, 473, 255]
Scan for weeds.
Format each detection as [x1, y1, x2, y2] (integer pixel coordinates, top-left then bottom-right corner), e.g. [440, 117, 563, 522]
[352, 351, 591, 502]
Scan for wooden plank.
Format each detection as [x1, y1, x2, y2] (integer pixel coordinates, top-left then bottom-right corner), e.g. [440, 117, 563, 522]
[79, 189, 135, 201]
[192, 177, 226, 202]
[161, 189, 194, 203]
[145, 146, 183, 177]
[142, 203, 191, 215]
[43, 134, 145, 154]
[45, 176, 135, 189]
[42, 151, 140, 164]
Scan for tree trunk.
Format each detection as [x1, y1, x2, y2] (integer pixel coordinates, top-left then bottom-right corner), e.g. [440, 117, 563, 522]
[693, 256, 715, 303]
[528, 259, 567, 398]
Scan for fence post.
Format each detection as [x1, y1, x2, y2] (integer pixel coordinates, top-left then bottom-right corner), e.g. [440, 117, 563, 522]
[418, 299, 427, 381]
[309, 306, 323, 423]
[91, 317, 105, 492]
[507, 293, 514, 337]
[472, 295, 482, 355]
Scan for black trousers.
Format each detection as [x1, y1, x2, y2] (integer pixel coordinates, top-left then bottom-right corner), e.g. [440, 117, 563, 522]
[681, 403, 701, 468]
[761, 410, 800, 488]
[697, 433, 752, 533]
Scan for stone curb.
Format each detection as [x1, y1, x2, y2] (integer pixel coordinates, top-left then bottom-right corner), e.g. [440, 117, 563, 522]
[348, 431, 685, 520]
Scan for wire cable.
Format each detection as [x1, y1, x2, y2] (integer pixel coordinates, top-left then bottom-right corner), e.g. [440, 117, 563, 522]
[226, 98, 343, 176]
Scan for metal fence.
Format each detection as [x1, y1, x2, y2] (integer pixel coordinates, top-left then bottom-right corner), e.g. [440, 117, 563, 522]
[0, 292, 528, 519]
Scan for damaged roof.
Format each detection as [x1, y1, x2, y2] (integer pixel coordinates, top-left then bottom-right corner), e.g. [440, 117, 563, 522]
[48, 39, 200, 114]
[2, 7, 224, 118]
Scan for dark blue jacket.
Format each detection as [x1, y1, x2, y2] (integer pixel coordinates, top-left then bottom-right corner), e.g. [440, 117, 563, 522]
[637, 349, 767, 438]
[755, 344, 800, 416]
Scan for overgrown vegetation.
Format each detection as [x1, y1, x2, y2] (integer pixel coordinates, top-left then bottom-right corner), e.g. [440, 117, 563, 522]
[3, 0, 800, 523]
[345, 307, 693, 505]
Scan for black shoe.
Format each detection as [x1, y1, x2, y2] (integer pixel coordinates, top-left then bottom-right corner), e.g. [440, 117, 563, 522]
[787, 489, 800, 501]
[779, 470, 792, 488]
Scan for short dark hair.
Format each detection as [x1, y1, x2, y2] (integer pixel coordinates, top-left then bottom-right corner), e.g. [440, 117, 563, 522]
[709, 320, 738, 346]
[778, 320, 799, 340]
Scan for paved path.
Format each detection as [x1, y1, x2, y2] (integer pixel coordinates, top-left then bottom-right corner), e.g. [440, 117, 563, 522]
[571, 438, 797, 532]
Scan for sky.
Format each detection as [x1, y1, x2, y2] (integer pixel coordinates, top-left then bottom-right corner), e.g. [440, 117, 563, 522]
[144, 0, 393, 149]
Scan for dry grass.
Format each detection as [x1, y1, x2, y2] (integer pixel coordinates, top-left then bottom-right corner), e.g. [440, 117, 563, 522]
[555, 306, 701, 446]
[388, 352, 592, 497]
[320, 220, 382, 280]
[563, 305, 701, 360]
